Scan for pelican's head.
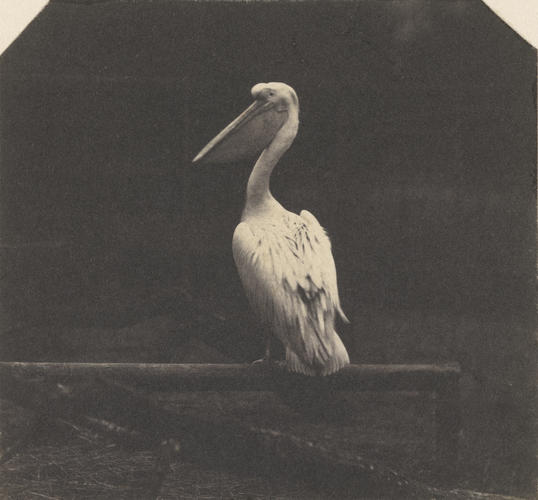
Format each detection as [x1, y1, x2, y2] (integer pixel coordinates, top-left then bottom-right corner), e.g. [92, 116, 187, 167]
[249, 82, 298, 111]
[192, 82, 298, 164]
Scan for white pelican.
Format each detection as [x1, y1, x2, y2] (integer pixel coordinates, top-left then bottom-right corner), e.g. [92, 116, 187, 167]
[193, 82, 349, 375]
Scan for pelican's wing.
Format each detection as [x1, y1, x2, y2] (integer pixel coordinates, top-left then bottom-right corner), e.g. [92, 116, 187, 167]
[232, 216, 349, 375]
[299, 210, 349, 323]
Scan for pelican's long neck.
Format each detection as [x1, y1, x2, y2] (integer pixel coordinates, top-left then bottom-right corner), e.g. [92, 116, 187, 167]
[244, 107, 299, 215]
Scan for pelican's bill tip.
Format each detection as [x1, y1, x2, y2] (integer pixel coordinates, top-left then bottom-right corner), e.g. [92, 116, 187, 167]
[192, 150, 204, 164]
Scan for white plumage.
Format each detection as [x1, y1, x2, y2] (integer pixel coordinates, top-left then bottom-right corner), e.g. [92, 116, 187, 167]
[233, 208, 349, 375]
[193, 82, 350, 376]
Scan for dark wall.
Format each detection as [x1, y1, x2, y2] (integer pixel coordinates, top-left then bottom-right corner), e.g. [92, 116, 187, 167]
[1, 0, 535, 363]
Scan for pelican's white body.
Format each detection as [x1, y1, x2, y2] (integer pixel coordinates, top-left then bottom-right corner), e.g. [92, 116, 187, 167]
[233, 204, 349, 375]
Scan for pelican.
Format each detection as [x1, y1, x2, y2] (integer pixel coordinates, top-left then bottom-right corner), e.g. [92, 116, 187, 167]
[193, 82, 349, 375]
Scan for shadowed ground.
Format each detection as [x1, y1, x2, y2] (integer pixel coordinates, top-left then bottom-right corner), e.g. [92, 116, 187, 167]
[0, 386, 523, 499]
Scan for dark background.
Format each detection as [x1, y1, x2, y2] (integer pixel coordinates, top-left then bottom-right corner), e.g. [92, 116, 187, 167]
[0, 0, 536, 496]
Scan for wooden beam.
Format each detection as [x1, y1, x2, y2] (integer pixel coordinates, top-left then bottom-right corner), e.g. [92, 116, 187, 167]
[0, 362, 460, 393]
[0, 362, 463, 478]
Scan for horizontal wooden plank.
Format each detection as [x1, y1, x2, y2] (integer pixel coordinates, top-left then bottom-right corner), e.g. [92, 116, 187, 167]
[0, 362, 460, 393]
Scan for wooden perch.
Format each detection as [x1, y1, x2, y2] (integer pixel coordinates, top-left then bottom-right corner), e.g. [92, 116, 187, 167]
[0, 361, 462, 462]
[0, 362, 460, 392]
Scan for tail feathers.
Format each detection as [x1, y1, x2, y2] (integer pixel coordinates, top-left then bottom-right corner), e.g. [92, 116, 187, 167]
[285, 333, 349, 376]
[286, 349, 317, 376]
[337, 305, 350, 324]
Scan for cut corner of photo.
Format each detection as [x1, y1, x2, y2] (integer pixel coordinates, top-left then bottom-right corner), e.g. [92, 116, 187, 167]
[481, 0, 538, 50]
[0, 0, 49, 56]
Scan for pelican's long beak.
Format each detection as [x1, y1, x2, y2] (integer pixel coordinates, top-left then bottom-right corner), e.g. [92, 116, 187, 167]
[192, 99, 287, 164]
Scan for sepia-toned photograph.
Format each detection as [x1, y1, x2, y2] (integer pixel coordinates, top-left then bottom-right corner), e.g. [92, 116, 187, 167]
[0, 0, 536, 498]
